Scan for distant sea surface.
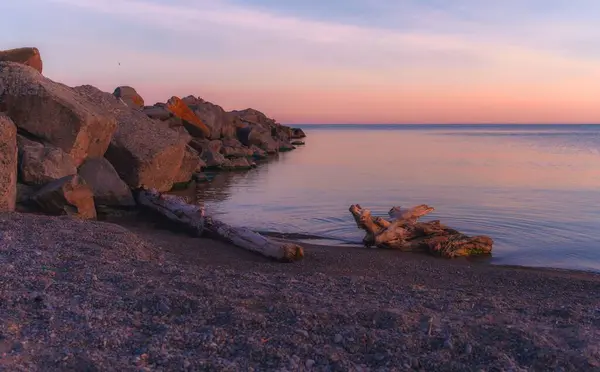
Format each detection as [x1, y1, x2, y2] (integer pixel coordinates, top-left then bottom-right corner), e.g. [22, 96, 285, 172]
[182, 124, 600, 272]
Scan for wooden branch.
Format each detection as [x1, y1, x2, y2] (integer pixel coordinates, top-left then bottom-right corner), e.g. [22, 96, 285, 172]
[136, 189, 304, 262]
[349, 204, 493, 258]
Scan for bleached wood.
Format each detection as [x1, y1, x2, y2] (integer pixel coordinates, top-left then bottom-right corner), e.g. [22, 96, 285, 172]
[136, 189, 304, 262]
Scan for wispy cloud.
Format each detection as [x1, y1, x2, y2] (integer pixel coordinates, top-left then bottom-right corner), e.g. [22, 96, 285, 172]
[11, 0, 600, 123]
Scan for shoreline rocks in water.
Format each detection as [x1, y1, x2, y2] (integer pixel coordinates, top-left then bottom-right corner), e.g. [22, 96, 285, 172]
[0, 47, 306, 255]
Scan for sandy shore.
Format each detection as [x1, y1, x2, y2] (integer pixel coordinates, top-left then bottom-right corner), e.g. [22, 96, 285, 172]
[0, 212, 599, 371]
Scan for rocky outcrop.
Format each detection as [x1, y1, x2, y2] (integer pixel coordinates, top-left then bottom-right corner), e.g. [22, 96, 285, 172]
[0, 114, 17, 211]
[31, 174, 96, 219]
[221, 138, 252, 158]
[0, 47, 43, 73]
[0, 62, 117, 166]
[113, 86, 144, 109]
[291, 128, 306, 139]
[78, 157, 135, 207]
[166, 96, 211, 138]
[17, 135, 77, 186]
[236, 125, 279, 154]
[173, 146, 203, 184]
[182, 96, 236, 139]
[143, 105, 172, 121]
[74, 85, 187, 192]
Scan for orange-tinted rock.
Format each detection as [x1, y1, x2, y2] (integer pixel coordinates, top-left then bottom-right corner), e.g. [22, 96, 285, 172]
[166, 96, 211, 138]
[0, 47, 43, 73]
[0, 114, 17, 211]
[113, 86, 144, 109]
[182, 96, 236, 139]
[32, 174, 96, 219]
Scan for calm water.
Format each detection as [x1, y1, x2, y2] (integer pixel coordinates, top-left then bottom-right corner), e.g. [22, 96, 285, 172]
[184, 124, 600, 272]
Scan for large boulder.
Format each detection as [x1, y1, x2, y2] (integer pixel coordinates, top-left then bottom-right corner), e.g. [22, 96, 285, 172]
[236, 125, 279, 153]
[166, 96, 211, 138]
[143, 105, 172, 121]
[0, 62, 117, 166]
[74, 85, 187, 192]
[291, 128, 306, 139]
[182, 96, 236, 139]
[0, 114, 17, 211]
[78, 157, 135, 207]
[0, 47, 43, 73]
[17, 135, 77, 186]
[221, 138, 252, 158]
[113, 86, 144, 109]
[173, 146, 203, 184]
[31, 174, 96, 219]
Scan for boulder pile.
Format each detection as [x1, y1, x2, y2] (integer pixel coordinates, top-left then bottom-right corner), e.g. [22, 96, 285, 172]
[0, 47, 307, 219]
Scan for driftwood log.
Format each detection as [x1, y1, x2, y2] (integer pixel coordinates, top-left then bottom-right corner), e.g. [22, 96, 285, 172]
[349, 204, 493, 258]
[136, 189, 304, 262]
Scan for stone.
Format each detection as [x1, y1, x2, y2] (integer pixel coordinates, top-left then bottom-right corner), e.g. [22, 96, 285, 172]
[200, 148, 230, 169]
[291, 128, 307, 139]
[0, 62, 117, 166]
[182, 96, 236, 139]
[236, 125, 279, 153]
[0, 114, 17, 211]
[74, 85, 187, 192]
[249, 145, 268, 160]
[224, 157, 255, 170]
[221, 138, 253, 158]
[166, 96, 211, 138]
[32, 175, 96, 219]
[17, 135, 77, 186]
[0, 47, 43, 73]
[78, 157, 135, 207]
[143, 105, 172, 121]
[16, 183, 37, 204]
[113, 86, 144, 109]
[173, 146, 203, 184]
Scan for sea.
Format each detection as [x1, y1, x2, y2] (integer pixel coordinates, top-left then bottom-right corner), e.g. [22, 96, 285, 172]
[182, 124, 600, 273]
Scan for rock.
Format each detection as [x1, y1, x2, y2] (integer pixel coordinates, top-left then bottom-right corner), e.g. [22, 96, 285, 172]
[113, 86, 144, 109]
[0, 47, 43, 73]
[78, 157, 135, 207]
[16, 183, 37, 204]
[291, 141, 305, 146]
[182, 96, 236, 139]
[74, 85, 187, 192]
[166, 96, 211, 138]
[224, 157, 255, 170]
[278, 141, 295, 152]
[0, 62, 117, 166]
[0, 114, 17, 211]
[173, 146, 203, 184]
[249, 145, 268, 160]
[305, 359, 316, 369]
[291, 128, 306, 139]
[17, 135, 77, 186]
[221, 138, 252, 158]
[236, 125, 279, 154]
[31, 174, 96, 219]
[334, 334, 343, 344]
[143, 105, 172, 121]
[200, 148, 230, 169]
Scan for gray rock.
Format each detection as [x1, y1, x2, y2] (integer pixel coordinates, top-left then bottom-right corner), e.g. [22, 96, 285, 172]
[0, 62, 117, 166]
[78, 157, 135, 207]
[31, 174, 96, 219]
[17, 135, 77, 186]
[74, 85, 187, 192]
[113, 86, 144, 109]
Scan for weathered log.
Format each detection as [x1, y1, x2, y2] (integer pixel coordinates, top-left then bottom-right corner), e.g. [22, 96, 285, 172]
[349, 204, 493, 258]
[136, 189, 304, 262]
[136, 188, 205, 236]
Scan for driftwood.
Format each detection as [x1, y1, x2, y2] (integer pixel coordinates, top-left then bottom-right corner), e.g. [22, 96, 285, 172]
[136, 189, 304, 262]
[349, 204, 493, 258]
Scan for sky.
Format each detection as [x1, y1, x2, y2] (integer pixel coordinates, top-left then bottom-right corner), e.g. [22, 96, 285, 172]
[2, 0, 600, 124]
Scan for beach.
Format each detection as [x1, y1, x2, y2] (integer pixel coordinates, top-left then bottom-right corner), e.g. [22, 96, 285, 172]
[1, 211, 599, 371]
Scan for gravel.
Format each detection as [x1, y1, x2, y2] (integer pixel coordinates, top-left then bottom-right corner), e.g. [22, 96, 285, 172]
[0, 212, 599, 371]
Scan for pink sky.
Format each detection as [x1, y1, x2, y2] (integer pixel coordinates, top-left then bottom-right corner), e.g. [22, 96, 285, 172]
[5, 0, 600, 124]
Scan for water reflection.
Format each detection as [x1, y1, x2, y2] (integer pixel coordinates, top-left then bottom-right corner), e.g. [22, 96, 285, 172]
[172, 126, 600, 272]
